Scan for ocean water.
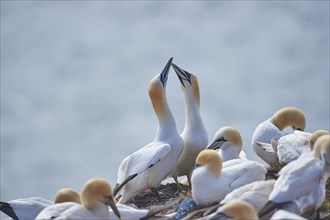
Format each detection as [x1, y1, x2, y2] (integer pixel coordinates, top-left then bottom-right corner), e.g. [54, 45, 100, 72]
[1, 1, 329, 204]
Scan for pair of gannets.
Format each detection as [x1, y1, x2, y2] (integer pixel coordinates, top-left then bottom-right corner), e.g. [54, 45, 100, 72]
[205, 200, 307, 220]
[115, 59, 208, 202]
[0, 189, 80, 220]
[252, 107, 306, 167]
[207, 126, 247, 162]
[259, 134, 330, 217]
[191, 149, 266, 206]
[36, 178, 120, 219]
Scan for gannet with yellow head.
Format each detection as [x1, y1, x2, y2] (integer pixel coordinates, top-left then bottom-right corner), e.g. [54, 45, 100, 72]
[167, 63, 208, 187]
[206, 200, 259, 220]
[0, 188, 81, 220]
[37, 178, 120, 219]
[207, 126, 247, 162]
[259, 134, 330, 217]
[191, 150, 266, 206]
[114, 58, 184, 203]
[251, 107, 306, 167]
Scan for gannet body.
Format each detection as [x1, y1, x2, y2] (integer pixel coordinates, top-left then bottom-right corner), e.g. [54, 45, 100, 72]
[109, 204, 148, 220]
[220, 179, 275, 213]
[168, 64, 208, 183]
[0, 189, 80, 220]
[115, 58, 184, 203]
[207, 126, 247, 162]
[36, 178, 120, 220]
[259, 135, 330, 217]
[270, 209, 308, 220]
[191, 150, 266, 206]
[251, 107, 306, 166]
[205, 200, 259, 220]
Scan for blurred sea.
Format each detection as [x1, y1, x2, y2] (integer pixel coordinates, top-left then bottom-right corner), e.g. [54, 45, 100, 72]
[1, 1, 329, 203]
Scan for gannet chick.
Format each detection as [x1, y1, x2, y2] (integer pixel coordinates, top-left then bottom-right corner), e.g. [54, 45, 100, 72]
[207, 126, 247, 162]
[251, 107, 306, 167]
[168, 63, 208, 187]
[0, 188, 81, 220]
[36, 178, 120, 220]
[220, 179, 275, 213]
[114, 58, 184, 203]
[191, 150, 266, 206]
[259, 134, 330, 217]
[206, 200, 259, 220]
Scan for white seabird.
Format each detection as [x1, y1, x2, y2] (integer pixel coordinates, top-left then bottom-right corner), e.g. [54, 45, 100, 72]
[259, 134, 330, 217]
[114, 58, 184, 203]
[251, 107, 306, 166]
[36, 178, 120, 219]
[220, 179, 275, 213]
[0, 188, 80, 220]
[207, 126, 247, 162]
[168, 63, 208, 187]
[191, 150, 266, 206]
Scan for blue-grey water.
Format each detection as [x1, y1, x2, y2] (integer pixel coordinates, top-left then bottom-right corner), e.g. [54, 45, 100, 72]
[1, 1, 329, 204]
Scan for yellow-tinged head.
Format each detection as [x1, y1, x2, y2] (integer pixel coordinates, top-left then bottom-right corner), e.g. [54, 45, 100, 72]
[218, 200, 259, 220]
[207, 126, 243, 151]
[270, 107, 306, 131]
[171, 63, 200, 106]
[313, 134, 330, 164]
[310, 130, 329, 150]
[81, 178, 120, 218]
[196, 149, 222, 176]
[54, 188, 81, 204]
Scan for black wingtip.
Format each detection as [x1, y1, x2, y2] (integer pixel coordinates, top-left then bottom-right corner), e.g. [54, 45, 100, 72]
[258, 201, 281, 218]
[0, 201, 19, 220]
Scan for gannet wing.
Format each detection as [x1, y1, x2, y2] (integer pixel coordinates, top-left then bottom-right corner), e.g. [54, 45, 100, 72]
[117, 143, 171, 184]
[270, 159, 322, 203]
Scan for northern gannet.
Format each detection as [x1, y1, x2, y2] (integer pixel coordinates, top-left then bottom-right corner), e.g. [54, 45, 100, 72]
[114, 58, 184, 203]
[191, 150, 266, 206]
[0, 188, 80, 220]
[207, 126, 247, 162]
[205, 200, 259, 220]
[36, 178, 120, 219]
[220, 179, 275, 213]
[168, 63, 208, 187]
[259, 134, 330, 217]
[251, 107, 306, 167]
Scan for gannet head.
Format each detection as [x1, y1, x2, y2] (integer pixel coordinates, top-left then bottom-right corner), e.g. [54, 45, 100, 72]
[309, 130, 329, 150]
[314, 134, 330, 165]
[148, 58, 172, 118]
[54, 188, 81, 204]
[171, 63, 200, 106]
[207, 126, 243, 151]
[81, 178, 120, 219]
[215, 200, 258, 220]
[270, 107, 306, 131]
[196, 149, 222, 177]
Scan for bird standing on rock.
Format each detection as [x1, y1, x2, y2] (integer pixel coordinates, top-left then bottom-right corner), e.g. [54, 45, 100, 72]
[168, 63, 208, 188]
[114, 58, 184, 203]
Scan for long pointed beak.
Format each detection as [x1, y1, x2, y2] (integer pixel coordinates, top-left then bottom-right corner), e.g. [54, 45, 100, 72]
[103, 195, 121, 219]
[160, 57, 173, 87]
[171, 63, 192, 87]
[207, 140, 226, 150]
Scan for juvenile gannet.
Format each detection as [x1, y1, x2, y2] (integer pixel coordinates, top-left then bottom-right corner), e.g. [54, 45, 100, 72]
[168, 63, 208, 187]
[206, 200, 259, 220]
[36, 178, 120, 219]
[0, 188, 80, 220]
[191, 150, 266, 206]
[114, 58, 184, 203]
[259, 134, 330, 217]
[251, 107, 306, 167]
[207, 126, 247, 162]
